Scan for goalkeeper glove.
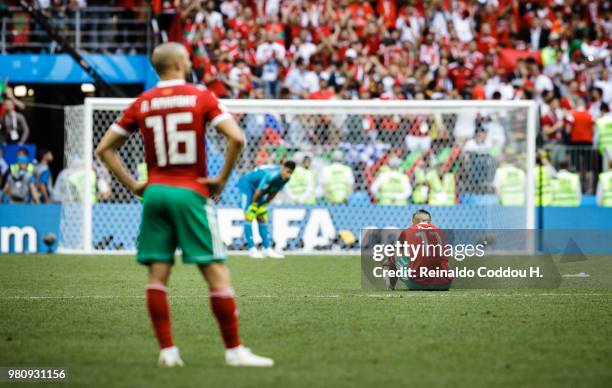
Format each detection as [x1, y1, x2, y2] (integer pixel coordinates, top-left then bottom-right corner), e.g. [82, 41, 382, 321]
[245, 203, 259, 221]
[256, 204, 268, 222]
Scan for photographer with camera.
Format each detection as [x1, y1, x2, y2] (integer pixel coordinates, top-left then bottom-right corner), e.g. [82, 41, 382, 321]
[0, 80, 28, 145]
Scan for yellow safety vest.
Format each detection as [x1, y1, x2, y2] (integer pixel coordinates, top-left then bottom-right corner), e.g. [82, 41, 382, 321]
[68, 169, 97, 203]
[596, 115, 612, 155]
[287, 166, 316, 205]
[598, 171, 612, 207]
[551, 171, 580, 206]
[412, 168, 428, 204]
[540, 47, 557, 66]
[377, 170, 410, 206]
[322, 163, 353, 204]
[10, 163, 34, 175]
[497, 165, 525, 206]
[535, 166, 553, 206]
[427, 171, 455, 206]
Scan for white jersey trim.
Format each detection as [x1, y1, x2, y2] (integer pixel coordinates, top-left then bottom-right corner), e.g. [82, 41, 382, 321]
[211, 112, 232, 128]
[157, 79, 187, 88]
[110, 123, 130, 137]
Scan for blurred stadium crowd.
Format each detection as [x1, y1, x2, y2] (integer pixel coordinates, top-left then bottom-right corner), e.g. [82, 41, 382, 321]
[1, 0, 612, 207]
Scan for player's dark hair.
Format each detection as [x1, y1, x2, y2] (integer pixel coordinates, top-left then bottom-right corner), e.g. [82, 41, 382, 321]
[38, 148, 50, 160]
[284, 160, 297, 170]
[413, 209, 431, 221]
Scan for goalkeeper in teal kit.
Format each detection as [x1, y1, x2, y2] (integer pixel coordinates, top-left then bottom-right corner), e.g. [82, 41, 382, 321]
[237, 161, 296, 258]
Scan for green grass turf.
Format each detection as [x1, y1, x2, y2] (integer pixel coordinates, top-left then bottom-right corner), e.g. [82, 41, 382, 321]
[1, 255, 611, 388]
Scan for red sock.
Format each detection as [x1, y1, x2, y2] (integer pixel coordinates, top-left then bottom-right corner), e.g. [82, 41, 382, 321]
[146, 285, 174, 349]
[209, 289, 241, 349]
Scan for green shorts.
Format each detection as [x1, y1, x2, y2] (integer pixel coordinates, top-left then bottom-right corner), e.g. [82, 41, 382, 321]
[137, 184, 226, 265]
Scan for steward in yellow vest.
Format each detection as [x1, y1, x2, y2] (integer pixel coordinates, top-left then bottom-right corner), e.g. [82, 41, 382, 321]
[322, 151, 354, 204]
[597, 160, 612, 207]
[371, 157, 412, 205]
[596, 104, 612, 156]
[68, 168, 97, 203]
[494, 163, 526, 206]
[426, 169, 455, 206]
[286, 155, 317, 205]
[551, 163, 581, 206]
[10, 149, 34, 175]
[535, 156, 554, 206]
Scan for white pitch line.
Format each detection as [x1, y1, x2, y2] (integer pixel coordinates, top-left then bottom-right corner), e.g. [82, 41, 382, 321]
[355, 293, 609, 298]
[362, 292, 610, 297]
[0, 293, 607, 300]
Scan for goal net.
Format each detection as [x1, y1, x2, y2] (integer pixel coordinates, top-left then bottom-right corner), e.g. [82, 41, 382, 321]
[61, 99, 536, 254]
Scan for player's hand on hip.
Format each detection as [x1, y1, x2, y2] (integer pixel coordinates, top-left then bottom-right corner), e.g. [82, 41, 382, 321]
[197, 176, 227, 197]
[130, 181, 147, 197]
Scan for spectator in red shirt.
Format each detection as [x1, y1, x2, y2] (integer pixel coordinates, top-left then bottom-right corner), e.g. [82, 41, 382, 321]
[346, 0, 375, 36]
[227, 6, 256, 44]
[448, 56, 473, 96]
[234, 39, 257, 66]
[472, 76, 486, 100]
[363, 22, 381, 56]
[541, 96, 565, 143]
[567, 103, 595, 145]
[377, 0, 397, 29]
[309, 79, 336, 100]
[201, 58, 229, 99]
[264, 12, 285, 45]
[477, 22, 498, 54]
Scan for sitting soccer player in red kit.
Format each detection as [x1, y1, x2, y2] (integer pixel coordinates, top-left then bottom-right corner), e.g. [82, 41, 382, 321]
[385, 209, 452, 291]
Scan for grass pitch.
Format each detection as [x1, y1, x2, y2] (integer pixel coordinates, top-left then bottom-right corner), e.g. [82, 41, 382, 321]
[1, 255, 611, 388]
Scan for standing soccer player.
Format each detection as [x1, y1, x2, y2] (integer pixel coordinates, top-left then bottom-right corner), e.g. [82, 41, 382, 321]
[386, 209, 452, 291]
[95, 43, 273, 367]
[237, 162, 295, 258]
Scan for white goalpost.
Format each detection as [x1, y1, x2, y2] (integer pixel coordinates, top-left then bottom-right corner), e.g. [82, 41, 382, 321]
[61, 98, 537, 254]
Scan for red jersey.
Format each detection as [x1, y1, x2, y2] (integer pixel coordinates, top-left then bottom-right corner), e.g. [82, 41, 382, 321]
[567, 110, 594, 143]
[448, 64, 473, 92]
[308, 89, 335, 100]
[112, 79, 231, 198]
[478, 34, 498, 53]
[398, 223, 452, 285]
[377, 0, 397, 28]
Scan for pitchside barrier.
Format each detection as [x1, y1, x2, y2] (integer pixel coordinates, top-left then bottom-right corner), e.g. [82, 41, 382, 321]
[5, 205, 612, 254]
[60, 99, 537, 254]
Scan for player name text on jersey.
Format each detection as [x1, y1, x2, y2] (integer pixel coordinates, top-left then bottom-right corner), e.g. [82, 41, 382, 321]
[144, 95, 198, 112]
